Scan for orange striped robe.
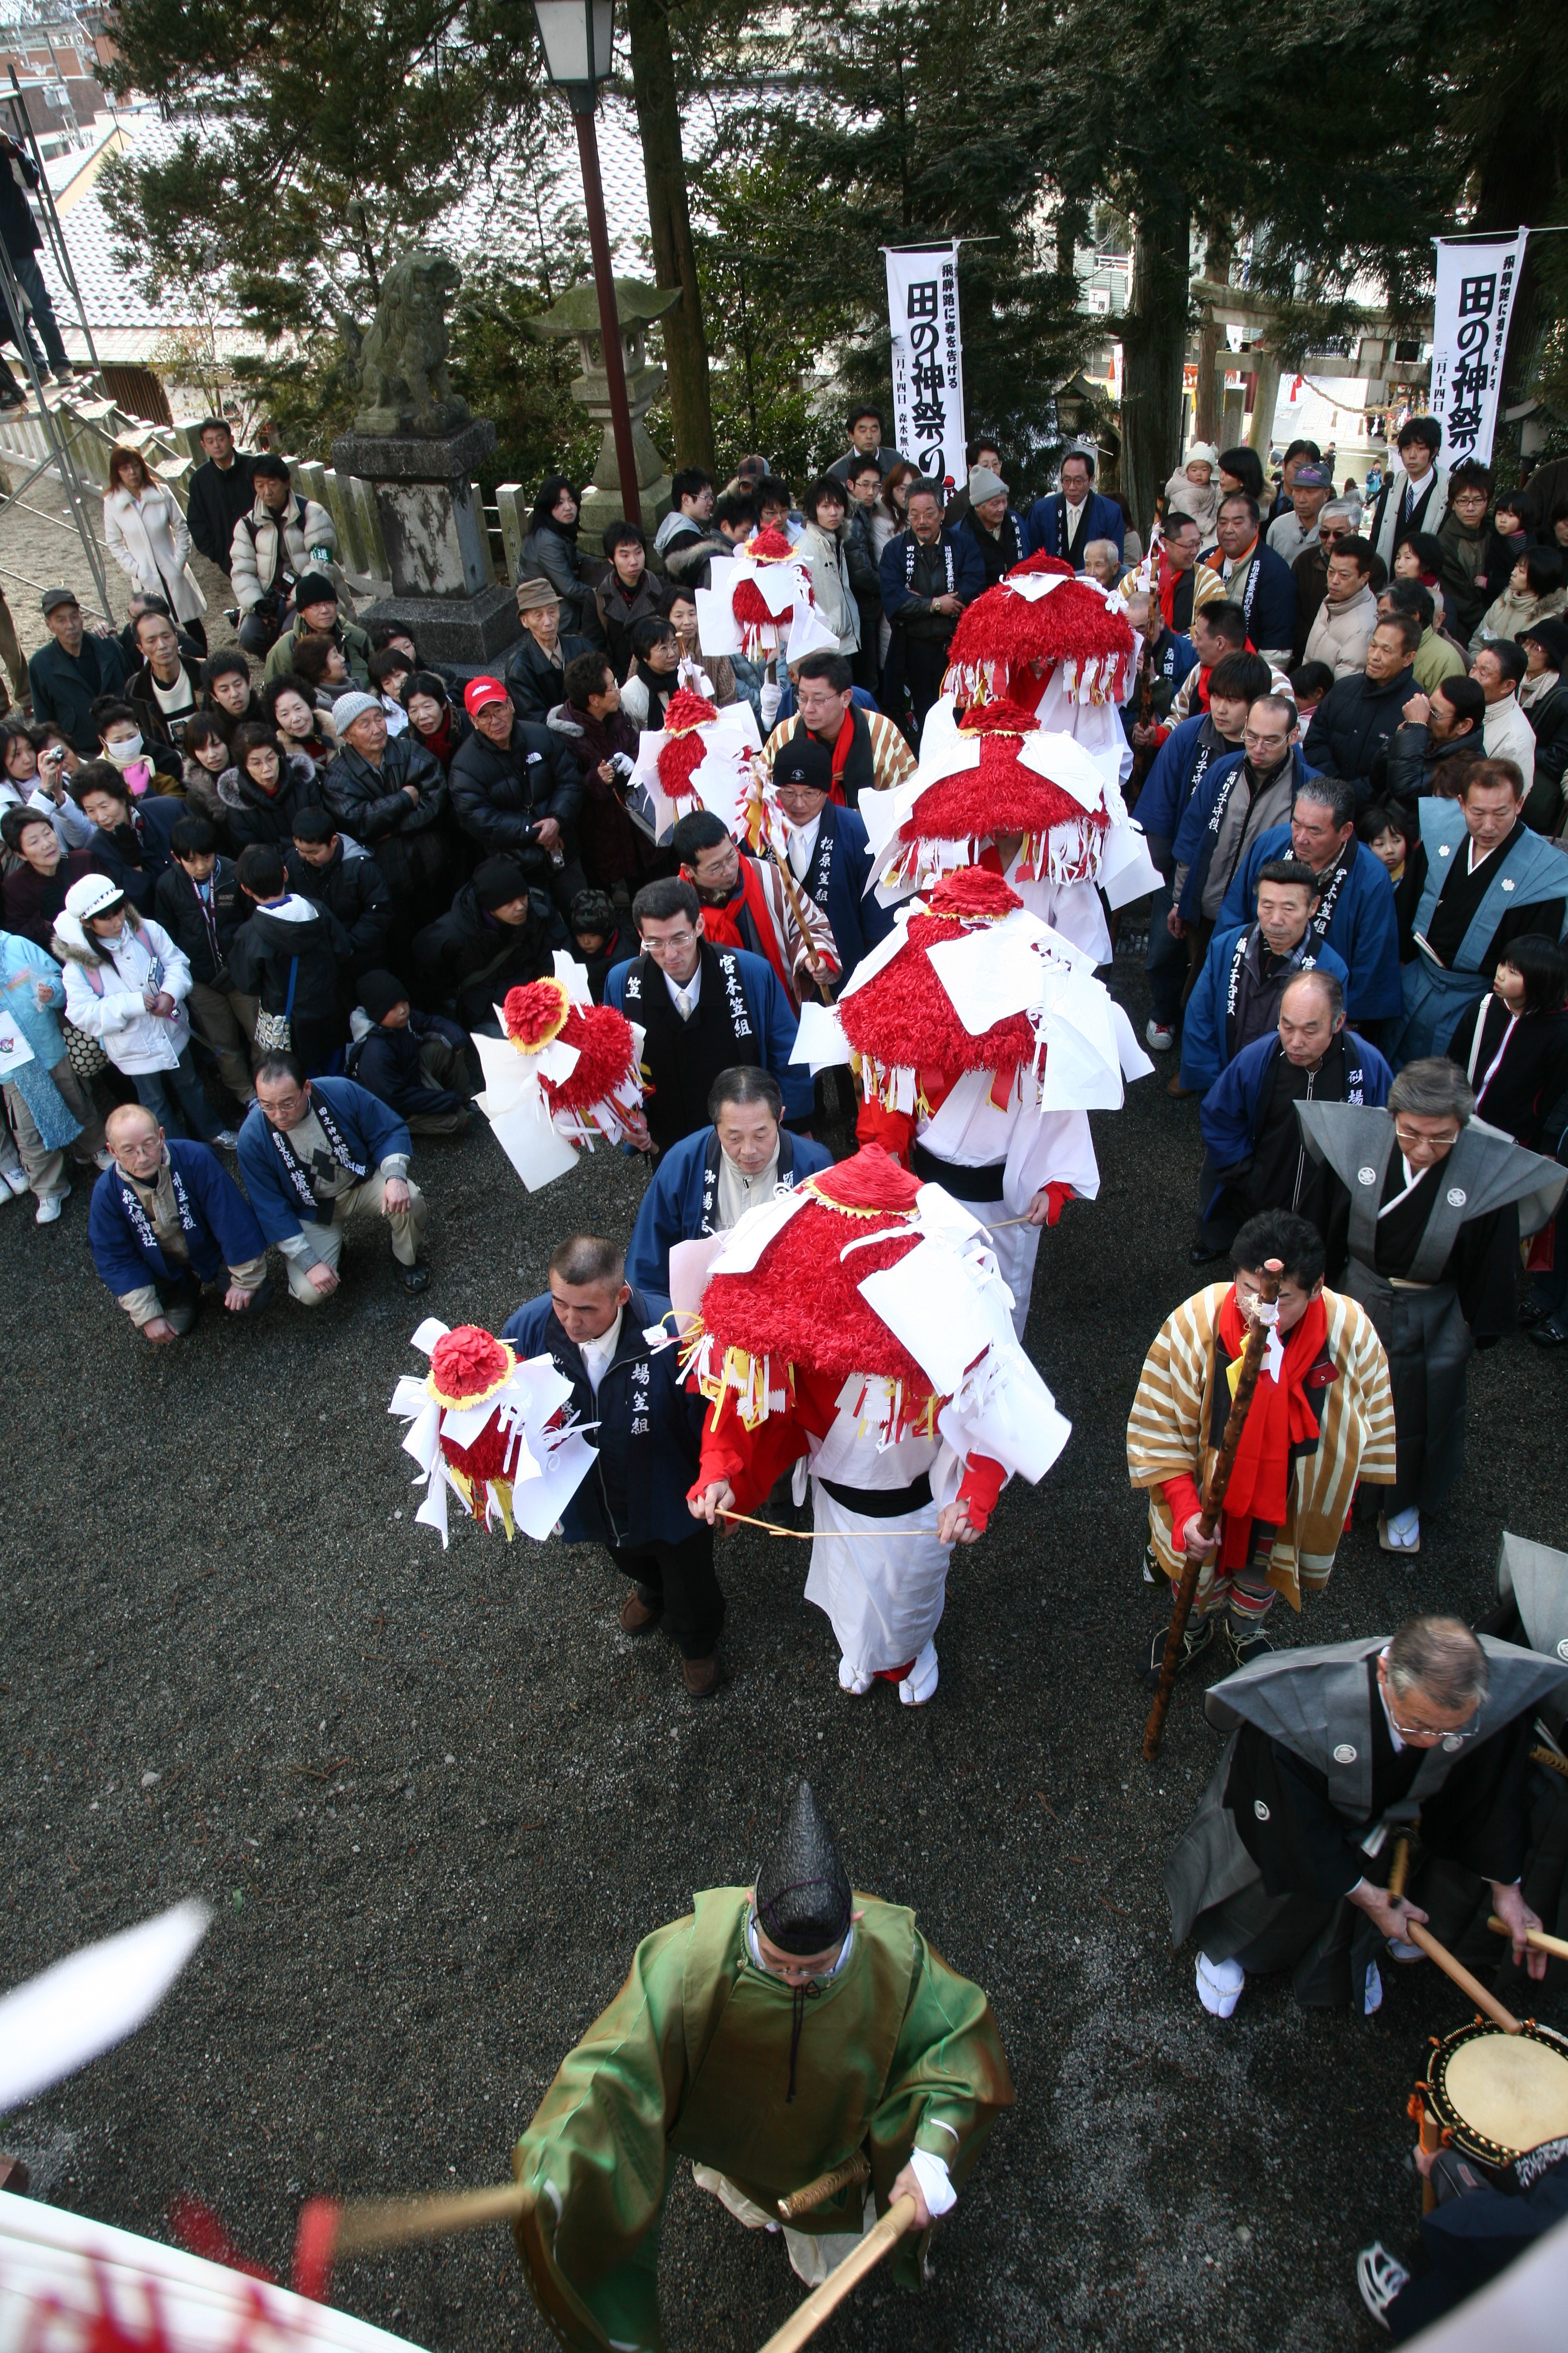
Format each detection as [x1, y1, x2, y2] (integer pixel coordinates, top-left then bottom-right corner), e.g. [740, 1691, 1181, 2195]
[1126, 1282, 1396, 1609]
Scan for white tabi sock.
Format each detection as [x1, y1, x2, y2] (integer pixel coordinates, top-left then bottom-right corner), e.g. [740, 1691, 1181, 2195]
[1195, 1952, 1244, 2017]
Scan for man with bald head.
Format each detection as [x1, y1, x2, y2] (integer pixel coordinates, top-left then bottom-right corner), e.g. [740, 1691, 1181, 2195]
[1196, 965, 1392, 1256]
[88, 1104, 270, 1341]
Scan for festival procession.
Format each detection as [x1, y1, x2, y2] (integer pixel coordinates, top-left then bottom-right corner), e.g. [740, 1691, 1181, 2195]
[6, 10, 1568, 2348]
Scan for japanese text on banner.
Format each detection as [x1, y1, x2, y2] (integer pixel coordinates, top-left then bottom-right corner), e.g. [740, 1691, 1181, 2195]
[1429, 231, 1528, 468]
[883, 243, 967, 492]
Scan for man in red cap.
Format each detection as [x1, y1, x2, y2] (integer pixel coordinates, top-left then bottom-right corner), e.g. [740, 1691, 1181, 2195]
[448, 675, 586, 916]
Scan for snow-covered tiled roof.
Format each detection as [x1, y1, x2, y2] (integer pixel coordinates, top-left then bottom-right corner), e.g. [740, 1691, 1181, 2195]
[34, 95, 662, 361]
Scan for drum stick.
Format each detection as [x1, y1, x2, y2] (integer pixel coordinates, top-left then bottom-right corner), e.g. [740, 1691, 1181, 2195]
[755, 2194, 918, 2353]
[1144, 1261, 1284, 1761]
[778, 2149, 871, 2221]
[1487, 1915, 1568, 1963]
[717, 1510, 936, 1543]
[1404, 1922, 1522, 2034]
[1388, 1836, 1410, 1899]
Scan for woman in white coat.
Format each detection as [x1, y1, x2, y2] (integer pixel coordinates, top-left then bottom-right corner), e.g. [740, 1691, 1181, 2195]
[53, 871, 233, 1145]
[103, 447, 208, 653]
[797, 475, 861, 658]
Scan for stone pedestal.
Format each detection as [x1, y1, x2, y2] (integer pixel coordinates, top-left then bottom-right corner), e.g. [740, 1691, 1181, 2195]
[330, 417, 520, 664]
[525, 280, 682, 554]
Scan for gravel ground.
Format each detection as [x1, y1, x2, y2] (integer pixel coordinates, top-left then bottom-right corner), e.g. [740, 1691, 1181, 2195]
[3, 933, 1564, 2353]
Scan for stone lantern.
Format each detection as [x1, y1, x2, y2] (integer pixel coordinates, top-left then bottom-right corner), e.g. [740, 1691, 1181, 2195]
[526, 278, 681, 548]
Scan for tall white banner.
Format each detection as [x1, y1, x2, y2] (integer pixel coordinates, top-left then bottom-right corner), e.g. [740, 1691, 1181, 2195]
[1430, 232, 1528, 467]
[883, 242, 966, 494]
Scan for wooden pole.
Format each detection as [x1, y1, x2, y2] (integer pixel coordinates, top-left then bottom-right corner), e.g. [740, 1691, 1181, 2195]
[1404, 1922, 1522, 2034]
[755, 2194, 918, 2353]
[768, 843, 837, 1008]
[1488, 1915, 1568, 1964]
[777, 2150, 870, 2222]
[573, 105, 642, 533]
[1142, 1259, 1284, 1760]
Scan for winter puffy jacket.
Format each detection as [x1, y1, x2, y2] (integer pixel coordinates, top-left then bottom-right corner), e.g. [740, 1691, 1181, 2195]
[1304, 583, 1381, 679]
[226, 893, 350, 1025]
[413, 883, 566, 1029]
[228, 493, 337, 613]
[53, 908, 193, 1073]
[447, 720, 581, 877]
[152, 854, 247, 985]
[217, 751, 325, 851]
[320, 734, 454, 906]
[518, 523, 604, 644]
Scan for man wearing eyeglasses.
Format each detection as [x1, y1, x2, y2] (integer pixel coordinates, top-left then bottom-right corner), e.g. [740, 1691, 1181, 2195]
[1168, 1613, 1567, 2019]
[1291, 499, 1371, 664]
[1299, 1056, 1564, 1554]
[1170, 694, 1316, 943]
[604, 875, 811, 1157]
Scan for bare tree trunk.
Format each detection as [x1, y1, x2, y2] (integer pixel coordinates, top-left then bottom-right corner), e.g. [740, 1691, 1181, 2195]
[1193, 222, 1231, 445]
[625, 0, 714, 473]
[1121, 188, 1191, 536]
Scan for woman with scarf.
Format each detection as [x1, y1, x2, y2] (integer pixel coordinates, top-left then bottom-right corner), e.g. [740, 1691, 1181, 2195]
[398, 670, 470, 771]
[868, 462, 918, 665]
[217, 722, 323, 851]
[519, 475, 604, 645]
[618, 615, 682, 730]
[265, 676, 339, 775]
[1127, 1208, 1395, 1682]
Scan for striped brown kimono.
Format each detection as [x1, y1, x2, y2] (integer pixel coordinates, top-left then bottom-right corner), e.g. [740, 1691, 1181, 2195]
[1126, 1280, 1396, 1610]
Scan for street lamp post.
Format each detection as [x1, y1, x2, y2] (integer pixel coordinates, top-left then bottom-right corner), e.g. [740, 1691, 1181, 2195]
[531, 0, 643, 532]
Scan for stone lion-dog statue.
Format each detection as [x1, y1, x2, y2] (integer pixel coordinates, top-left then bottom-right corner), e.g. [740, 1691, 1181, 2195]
[343, 248, 471, 438]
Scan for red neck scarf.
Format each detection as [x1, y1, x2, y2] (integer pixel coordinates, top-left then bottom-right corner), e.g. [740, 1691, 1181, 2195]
[1213, 1287, 1329, 1568]
[698, 858, 793, 998]
[818, 708, 856, 805]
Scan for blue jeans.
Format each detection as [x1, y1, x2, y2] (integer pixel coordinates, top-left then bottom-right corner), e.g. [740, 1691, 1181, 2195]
[1145, 879, 1189, 1028]
[133, 1047, 219, 1142]
[9, 250, 69, 375]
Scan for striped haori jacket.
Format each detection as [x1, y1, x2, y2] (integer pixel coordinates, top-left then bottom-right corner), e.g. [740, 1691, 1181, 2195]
[1126, 1281, 1396, 1607]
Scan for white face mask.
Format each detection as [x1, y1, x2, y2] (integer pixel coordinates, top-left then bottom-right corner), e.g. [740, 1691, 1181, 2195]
[104, 732, 144, 767]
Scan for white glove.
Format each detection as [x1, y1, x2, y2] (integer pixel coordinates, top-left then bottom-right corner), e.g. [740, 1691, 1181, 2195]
[908, 2148, 956, 2217]
[760, 681, 782, 729]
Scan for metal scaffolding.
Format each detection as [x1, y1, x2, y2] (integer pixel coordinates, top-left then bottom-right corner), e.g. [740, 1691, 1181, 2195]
[0, 69, 113, 622]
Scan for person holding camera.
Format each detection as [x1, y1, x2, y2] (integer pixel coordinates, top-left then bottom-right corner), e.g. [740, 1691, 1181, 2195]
[545, 650, 663, 896]
[228, 456, 337, 660]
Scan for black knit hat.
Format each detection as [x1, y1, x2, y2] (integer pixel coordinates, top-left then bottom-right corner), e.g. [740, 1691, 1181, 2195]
[754, 1782, 852, 1956]
[358, 969, 411, 1024]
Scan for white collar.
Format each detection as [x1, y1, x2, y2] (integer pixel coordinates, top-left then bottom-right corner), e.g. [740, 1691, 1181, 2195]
[664, 961, 701, 1011]
[745, 1914, 855, 1980]
[1375, 1652, 1405, 1753]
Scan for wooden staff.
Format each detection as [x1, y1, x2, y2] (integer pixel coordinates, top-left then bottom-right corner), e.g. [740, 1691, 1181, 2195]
[720, 1509, 933, 1544]
[292, 2184, 532, 2298]
[768, 843, 837, 1008]
[1386, 1835, 1522, 2032]
[1142, 1258, 1285, 1760]
[1488, 1915, 1568, 1962]
[777, 2149, 870, 2221]
[755, 2194, 918, 2353]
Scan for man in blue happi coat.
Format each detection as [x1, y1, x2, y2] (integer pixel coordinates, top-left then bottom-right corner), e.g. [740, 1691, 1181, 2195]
[89, 1104, 270, 1341]
[1390, 762, 1568, 1064]
[626, 1067, 833, 1315]
[1218, 775, 1402, 1028]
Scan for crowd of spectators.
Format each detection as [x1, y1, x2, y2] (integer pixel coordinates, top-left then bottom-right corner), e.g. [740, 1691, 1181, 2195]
[2, 406, 1565, 1360]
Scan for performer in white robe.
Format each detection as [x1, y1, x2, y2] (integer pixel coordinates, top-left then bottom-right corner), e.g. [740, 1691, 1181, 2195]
[684, 1145, 1070, 1704]
[860, 694, 1160, 965]
[792, 865, 1151, 1336]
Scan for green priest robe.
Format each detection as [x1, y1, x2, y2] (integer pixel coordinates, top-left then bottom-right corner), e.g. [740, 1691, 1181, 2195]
[511, 1884, 1014, 2352]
